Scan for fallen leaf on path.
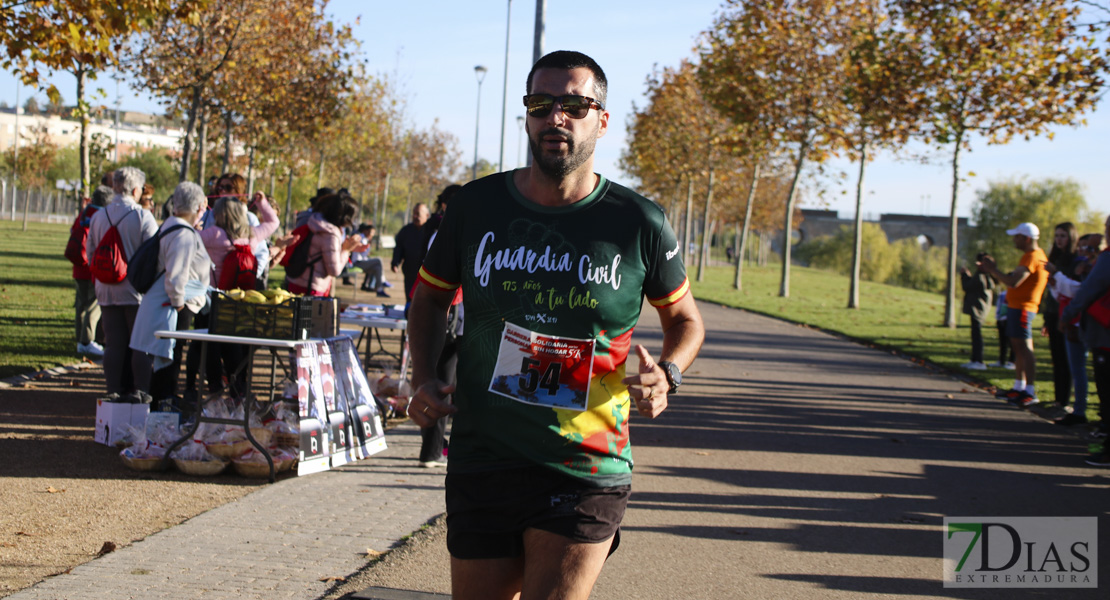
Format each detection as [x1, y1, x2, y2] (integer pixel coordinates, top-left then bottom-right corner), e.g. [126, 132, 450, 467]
[945, 394, 954, 399]
[15, 531, 35, 537]
[364, 549, 381, 557]
[0, 542, 15, 547]
[319, 576, 346, 583]
[694, 451, 710, 456]
[97, 541, 116, 556]
[69, 380, 79, 387]
[45, 486, 65, 493]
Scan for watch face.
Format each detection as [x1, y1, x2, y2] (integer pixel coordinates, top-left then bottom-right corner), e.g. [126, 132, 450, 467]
[662, 361, 681, 391]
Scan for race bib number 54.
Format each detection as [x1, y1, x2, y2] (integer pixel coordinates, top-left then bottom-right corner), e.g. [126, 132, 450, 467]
[488, 322, 595, 411]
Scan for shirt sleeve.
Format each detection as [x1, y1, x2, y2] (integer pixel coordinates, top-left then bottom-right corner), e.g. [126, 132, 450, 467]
[417, 202, 462, 292]
[643, 212, 689, 308]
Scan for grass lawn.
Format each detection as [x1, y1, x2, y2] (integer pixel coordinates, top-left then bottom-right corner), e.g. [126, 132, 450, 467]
[0, 221, 79, 379]
[690, 262, 1098, 420]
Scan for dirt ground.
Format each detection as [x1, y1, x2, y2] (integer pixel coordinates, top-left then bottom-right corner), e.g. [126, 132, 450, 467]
[0, 361, 268, 597]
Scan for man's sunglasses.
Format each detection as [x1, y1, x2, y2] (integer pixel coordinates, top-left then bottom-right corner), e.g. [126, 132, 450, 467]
[523, 94, 604, 119]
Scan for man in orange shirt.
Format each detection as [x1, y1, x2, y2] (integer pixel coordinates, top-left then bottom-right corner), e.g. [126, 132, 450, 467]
[978, 222, 1049, 406]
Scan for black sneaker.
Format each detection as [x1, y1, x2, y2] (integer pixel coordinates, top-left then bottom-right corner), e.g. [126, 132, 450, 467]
[995, 388, 1023, 401]
[1084, 452, 1110, 467]
[1017, 392, 1040, 408]
[1055, 414, 1089, 426]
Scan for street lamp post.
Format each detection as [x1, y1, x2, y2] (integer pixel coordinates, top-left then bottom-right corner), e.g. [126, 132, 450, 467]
[472, 65, 488, 181]
[516, 116, 525, 168]
[498, 0, 512, 172]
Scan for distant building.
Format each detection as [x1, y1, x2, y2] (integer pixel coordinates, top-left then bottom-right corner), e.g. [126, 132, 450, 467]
[797, 208, 971, 251]
[0, 106, 184, 159]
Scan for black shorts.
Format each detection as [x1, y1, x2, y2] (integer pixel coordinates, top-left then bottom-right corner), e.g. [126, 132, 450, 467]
[445, 464, 631, 560]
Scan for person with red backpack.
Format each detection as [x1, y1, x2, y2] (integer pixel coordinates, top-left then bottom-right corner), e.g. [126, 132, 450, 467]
[85, 167, 158, 400]
[193, 192, 278, 397]
[283, 192, 368, 297]
[66, 185, 112, 356]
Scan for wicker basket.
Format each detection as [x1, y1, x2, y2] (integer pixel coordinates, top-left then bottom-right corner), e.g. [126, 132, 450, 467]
[249, 428, 273, 447]
[205, 439, 253, 459]
[121, 455, 165, 471]
[232, 459, 273, 479]
[174, 458, 229, 476]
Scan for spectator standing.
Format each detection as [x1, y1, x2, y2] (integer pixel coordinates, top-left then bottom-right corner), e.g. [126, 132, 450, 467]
[406, 51, 704, 599]
[130, 183, 211, 413]
[1060, 217, 1110, 466]
[1042, 222, 1078, 410]
[415, 184, 462, 468]
[1053, 233, 1102, 426]
[86, 167, 158, 400]
[69, 185, 112, 357]
[284, 193, 368, 297]
[390, 203, 430, 302]
[959, 254, 994, 370]
[979, 222, 1050, 407]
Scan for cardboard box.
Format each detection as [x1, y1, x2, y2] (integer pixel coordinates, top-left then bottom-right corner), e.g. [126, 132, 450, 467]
[94, 400, 150, 446]
[309, 298, 338, 338]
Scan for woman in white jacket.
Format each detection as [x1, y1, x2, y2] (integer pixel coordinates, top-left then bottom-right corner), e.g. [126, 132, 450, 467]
[131, 182, 211, 412]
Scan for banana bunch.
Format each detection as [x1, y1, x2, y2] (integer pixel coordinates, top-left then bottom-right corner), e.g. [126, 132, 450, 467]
[224, 288, 299, 304]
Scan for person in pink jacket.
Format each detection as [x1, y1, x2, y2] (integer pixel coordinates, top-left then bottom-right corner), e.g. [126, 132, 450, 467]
[200, 192, 279, 288]
[284, 193, 367, 297]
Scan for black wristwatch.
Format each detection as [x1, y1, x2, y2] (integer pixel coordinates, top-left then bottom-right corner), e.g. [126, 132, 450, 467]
[659, 361, 682, 394]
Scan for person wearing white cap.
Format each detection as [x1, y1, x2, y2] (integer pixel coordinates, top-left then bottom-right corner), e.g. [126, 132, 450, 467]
[978, 222, 1050, 407]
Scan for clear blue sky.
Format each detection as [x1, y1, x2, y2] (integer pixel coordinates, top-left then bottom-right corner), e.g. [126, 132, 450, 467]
[2, 0, 1106, 221]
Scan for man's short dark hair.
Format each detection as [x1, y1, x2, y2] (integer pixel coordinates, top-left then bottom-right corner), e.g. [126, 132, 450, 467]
[526, 50, 608, 107]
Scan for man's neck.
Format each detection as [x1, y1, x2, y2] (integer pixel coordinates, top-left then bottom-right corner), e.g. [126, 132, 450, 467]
[514, 163, 599, 208]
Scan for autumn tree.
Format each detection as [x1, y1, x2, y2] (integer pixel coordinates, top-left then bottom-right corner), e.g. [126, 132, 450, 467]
[836, 1, 925, 308]
[700, 0, 849, 298]
[0, 0, 205, 196]
[895, 0, 1108, 327]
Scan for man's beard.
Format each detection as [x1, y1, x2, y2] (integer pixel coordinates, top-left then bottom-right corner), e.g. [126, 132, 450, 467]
[527, 126, 597, 179]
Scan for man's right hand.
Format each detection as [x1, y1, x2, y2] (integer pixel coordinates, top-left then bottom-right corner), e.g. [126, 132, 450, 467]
[407, 380, 458, 428]
[391, 264, 400, 273]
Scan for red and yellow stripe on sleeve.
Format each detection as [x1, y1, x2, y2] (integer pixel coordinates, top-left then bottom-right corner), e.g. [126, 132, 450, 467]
[648, 277, 690, 308]
[417, 266, 460, 292]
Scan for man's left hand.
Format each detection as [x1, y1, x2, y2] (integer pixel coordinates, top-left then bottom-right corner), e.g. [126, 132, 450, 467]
[621, 344, 669, 418]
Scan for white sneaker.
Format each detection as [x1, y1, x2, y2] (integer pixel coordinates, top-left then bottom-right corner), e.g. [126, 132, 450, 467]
[961, 361, 987, 371]
[78, 342, 105, 357]
[1003, 362, 1015, 370]
[419, 458, 447, 468]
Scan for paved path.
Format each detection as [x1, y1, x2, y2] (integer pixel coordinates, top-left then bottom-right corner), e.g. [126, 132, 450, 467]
[8, 300, 1107, 599]
[5, 426, 446, 600]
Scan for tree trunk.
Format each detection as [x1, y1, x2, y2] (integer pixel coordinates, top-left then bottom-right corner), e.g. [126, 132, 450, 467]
[697, 169, 715, 282]
[316, 150, 325, 190]
[76, 68, 90, 198]
[268, 158, 276, 198]
[246, 146, 256, 196]
[380, 171, 392, 235]
[683, 176, 694, 265]
[21, 189, 29, 232]
[735, 163, 760, 291]
[283, 166, 294, 234]
[222, 111, 233, 173]
[196, 106, 208, 185]
[779, 138, 810, 298]
[944, 133, 964, 328]
[848, 141, 867, 309]
[179, 86, 202, 183]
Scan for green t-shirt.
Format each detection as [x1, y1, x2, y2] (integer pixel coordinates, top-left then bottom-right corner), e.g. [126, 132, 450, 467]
[419, 170, 689, 486]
